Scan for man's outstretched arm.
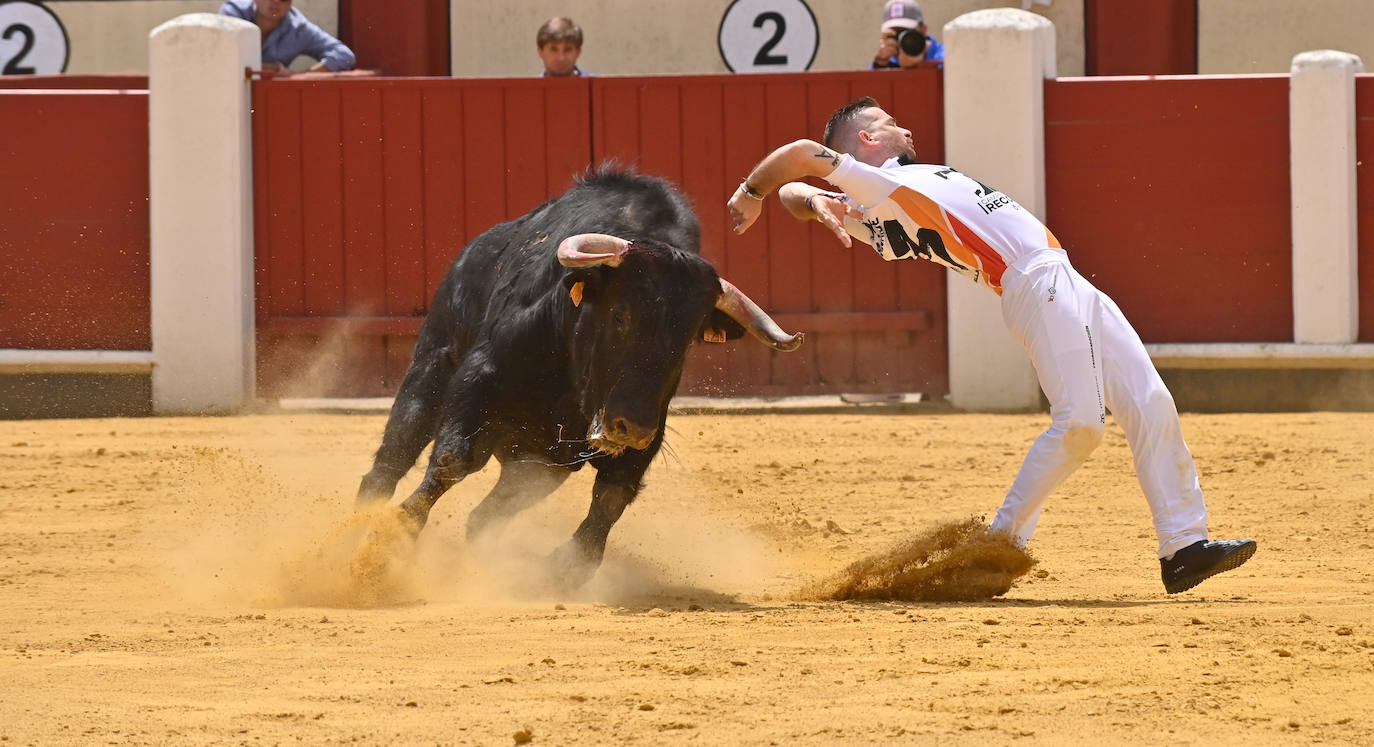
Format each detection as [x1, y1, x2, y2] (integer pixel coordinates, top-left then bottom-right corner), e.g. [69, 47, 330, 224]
[726, 139, 857, 243]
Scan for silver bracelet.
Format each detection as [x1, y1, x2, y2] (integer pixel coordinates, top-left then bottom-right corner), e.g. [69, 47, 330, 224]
[739, 180, 765, 201]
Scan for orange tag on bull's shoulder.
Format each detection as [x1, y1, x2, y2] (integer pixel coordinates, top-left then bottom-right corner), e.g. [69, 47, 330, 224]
[569, 282, 584, 307]
[702, 327, 727, 343]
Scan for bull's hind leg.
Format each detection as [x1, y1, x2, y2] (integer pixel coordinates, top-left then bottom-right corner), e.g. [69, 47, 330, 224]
[467, 459, 571, 546]
[546, 456, 651, 588]
[357, 340, 455, 504]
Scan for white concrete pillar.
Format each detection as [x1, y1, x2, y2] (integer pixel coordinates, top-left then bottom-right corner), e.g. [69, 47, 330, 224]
[148, 14, 259, 413]
[941, 9, 1056, 410]
[1290, 50, 1363, 344]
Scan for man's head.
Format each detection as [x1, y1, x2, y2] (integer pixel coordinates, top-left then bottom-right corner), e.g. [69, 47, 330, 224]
[256, 0, 293, 24]
[823, 97, 916, 166]
[537, 17, 584, 76]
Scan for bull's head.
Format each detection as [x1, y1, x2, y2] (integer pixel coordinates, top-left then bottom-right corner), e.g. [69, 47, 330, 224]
[557, 233, 802, 455]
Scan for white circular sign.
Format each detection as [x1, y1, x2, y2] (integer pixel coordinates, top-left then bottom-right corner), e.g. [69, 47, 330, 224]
[718, 0, 818, 73]
[0, 1, 68, 75]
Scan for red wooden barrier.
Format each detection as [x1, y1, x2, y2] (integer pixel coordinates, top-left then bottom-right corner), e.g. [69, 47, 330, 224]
[253, 70, 948, 398]
[251, 76, 591, 396]
[0, 90, 149, 350]
[0, 75, 147, 89]
[1044, 75, 1292, 342]
[591, 70, 948, 397]
[1356, 75, 1374, 342]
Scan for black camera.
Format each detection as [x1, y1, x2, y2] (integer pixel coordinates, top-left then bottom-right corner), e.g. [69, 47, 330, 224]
[895, 28, 927, 57]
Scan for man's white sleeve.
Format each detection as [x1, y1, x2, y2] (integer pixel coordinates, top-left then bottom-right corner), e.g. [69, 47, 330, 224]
[823, 154, 900, 208]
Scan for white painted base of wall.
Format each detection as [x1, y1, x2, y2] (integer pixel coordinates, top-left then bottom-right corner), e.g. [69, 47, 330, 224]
[0, 350, 154, 375]
[1146, 343, 1374, 369]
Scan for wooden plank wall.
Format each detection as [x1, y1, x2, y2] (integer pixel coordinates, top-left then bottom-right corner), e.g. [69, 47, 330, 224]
[1356, 74, 1374, 343]
[591, 71, 948, 397]
[0, 90, 149, 350]
[1044, 75, 1292, 343]
[252, 77, 592, 396]
[252, 71, 949, 398]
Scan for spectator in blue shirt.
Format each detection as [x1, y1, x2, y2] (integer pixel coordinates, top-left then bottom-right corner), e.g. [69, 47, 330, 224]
[869, 0, 943, 70]
[219, 0, 355, 73]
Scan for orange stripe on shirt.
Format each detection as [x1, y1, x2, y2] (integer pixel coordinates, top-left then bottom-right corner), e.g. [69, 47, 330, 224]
[946, 213, 1008, 292]
[888, 186, 1008, 293]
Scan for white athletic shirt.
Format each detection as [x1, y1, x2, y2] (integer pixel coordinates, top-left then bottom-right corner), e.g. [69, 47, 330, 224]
[824, 154, 1065, 295]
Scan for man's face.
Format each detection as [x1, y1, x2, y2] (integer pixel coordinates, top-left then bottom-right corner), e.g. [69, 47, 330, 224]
[538, 41, 582, 76]
[859, 107, 917, 162]
[258, 0, 292, 22]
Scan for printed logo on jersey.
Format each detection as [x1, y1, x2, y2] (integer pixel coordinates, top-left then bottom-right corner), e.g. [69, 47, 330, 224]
[882, 220, 969, 270]
[883, 185, 1009, 294]
[862, 218, 889, 258]
[936, 167, 1017, 216]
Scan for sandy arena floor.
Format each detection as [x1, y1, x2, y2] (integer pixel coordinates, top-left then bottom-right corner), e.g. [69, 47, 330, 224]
[1, 410, 1371, 745]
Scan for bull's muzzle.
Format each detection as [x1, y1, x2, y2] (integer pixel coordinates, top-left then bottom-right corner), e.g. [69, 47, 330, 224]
[587, 409, 656, 454]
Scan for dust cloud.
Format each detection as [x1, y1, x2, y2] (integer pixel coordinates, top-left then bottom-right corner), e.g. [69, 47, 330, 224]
[158, 439, 790, 609]
[799, 517, 1037, 602]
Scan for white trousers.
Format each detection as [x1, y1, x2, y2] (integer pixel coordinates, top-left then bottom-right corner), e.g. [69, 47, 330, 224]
[988, 252, 1209, 558]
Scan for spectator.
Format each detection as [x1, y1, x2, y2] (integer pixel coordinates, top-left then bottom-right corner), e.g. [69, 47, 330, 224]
[870, 0, 943, 70]
[537, 17, 590, 77]
[219, 0, 355, 74]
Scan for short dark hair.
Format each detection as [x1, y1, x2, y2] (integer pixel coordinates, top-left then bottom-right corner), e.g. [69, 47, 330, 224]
[823, 96, 880, 151]
[537, 17, 583, 48]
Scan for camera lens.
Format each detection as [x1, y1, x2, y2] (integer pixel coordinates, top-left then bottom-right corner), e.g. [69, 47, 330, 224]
[897, 29, 927, 57]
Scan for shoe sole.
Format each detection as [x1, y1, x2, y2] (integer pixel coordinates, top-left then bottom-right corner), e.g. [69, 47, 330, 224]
[1165, 540, 1257, 594]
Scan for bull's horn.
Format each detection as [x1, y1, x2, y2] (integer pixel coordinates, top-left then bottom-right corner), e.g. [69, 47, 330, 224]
[557, 233, 631, 267]
[716, 279, 804, 352]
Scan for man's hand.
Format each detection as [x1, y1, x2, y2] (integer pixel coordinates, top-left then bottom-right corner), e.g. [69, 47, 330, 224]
[806, 193, 861, 248]
[874, 30, 899, 66]
[727, 184, 765, 235]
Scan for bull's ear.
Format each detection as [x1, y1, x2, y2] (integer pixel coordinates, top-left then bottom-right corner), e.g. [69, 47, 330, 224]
[562, 268, 601, 307]
[701, 309, 747, 343]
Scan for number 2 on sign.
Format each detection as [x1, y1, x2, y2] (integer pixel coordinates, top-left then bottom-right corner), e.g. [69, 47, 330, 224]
[3, 24, 38, 75]
[752, 12, 787, 66]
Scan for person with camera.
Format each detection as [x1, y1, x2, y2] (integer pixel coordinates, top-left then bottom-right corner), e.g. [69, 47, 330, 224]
[870, 0, 943, 70]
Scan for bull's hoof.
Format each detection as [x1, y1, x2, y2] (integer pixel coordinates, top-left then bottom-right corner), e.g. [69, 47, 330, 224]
[393, 502, 429, 538]
[544, 541, 603, 591]
[356, 471, 400, 505]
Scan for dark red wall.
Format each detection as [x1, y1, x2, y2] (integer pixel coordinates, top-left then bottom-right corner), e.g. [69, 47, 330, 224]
[1045, 75, 1292, 342]
[0, 91, 149, 350]
[1085, 0, 1197, 75]
[1356, 75, 1374, 343]
[338, 0, 449, 76]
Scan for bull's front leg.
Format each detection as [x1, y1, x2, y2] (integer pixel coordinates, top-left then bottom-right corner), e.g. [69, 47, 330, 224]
[357, 332, 455, 504]
[396, 418, 493, 536]
[546, 453, 652, 589]
[394, 366, 495, 536]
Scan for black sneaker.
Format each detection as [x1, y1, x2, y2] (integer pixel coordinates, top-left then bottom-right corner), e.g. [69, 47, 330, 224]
[1160, 538, 1257, 594]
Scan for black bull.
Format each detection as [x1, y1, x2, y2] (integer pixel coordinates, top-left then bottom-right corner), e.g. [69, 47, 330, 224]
[356, 166, 803, 588]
